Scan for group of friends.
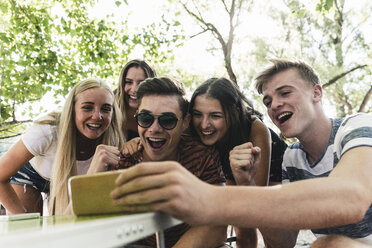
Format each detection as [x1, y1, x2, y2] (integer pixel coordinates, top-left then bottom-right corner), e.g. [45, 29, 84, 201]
[0, 58, 371, 248]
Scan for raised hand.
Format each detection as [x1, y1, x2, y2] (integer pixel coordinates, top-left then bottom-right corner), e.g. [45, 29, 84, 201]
[229, 142, 261, 185]
[87, 144, 121, 174]
[121, 137, 143, 162]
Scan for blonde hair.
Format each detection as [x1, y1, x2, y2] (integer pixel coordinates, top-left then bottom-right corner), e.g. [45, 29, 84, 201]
[255, 59, 320, 94]
[34, 111, 61, 126]
[49, 78, 124, 215]
[115, 59, 156, 138]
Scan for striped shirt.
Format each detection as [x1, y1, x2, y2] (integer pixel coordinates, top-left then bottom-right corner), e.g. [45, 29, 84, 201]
[282, 113, 372, 242]
[120, 135, 225, 248]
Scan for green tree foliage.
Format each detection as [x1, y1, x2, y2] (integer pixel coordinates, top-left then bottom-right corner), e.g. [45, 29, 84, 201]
[287, 0, 372, 116]
[171, 0, 371, 117]
[0, 0, 184, 138]
[251, 0, 371, 116]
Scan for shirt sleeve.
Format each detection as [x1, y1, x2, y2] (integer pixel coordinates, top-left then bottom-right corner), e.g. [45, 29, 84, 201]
[21, 124, 56, 157]
[334, 113, 372, 159]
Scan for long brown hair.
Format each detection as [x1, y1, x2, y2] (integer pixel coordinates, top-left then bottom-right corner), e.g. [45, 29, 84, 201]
[115, 59, 156, 138]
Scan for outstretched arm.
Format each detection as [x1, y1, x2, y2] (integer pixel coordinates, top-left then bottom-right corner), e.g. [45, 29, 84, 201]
[0, 140, 34, 214]
[111, 146, 372, 229]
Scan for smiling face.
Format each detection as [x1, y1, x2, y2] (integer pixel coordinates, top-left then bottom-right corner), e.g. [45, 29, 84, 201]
[262, 68, 320, 138]
[138, 94, 190, 161]
[74, 88, 114, 140]
[192, 94, 228, 146]
[124, 66, 146, 110]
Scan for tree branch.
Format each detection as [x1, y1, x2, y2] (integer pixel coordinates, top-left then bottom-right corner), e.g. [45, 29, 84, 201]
[0, 133, 22, 139]
[322, 64, 367, 88]
[331, 93, 353, 115]
[358, 85, 372, 113]
[0, 119, 32, 127]
[189, 29, 210, 39]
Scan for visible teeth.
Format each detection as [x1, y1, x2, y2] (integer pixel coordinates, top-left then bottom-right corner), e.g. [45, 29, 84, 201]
[149, 137, 164, 142]
[129, 95, 137, 100]
[278, 112, 291, 120]
[202, 130, 214, 135]
[87, 123, 101, 128]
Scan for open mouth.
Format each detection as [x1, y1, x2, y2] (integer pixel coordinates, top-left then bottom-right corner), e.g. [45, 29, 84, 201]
[129, 95, 137, 100]
[86, 123, 102, 130]
[277, 112, 293, 124]
[147, 137, 166, 149]
[201, 130, 215, 136]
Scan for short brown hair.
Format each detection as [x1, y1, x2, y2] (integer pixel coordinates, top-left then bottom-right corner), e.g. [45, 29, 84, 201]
[137, 77, 189, 117]
[255, 59, 320, 94]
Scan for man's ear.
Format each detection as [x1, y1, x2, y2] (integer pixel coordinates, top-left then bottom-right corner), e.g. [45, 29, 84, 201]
[313, 84, 323, 103]
[182, 113, 191, 131]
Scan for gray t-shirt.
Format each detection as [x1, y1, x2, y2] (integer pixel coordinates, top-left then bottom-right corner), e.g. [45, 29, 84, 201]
[282, 113, 372, 242]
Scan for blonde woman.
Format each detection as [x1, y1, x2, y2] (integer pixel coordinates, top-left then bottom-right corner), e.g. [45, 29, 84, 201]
[0, 79, 124, 215]
[115, 59, 156, 140]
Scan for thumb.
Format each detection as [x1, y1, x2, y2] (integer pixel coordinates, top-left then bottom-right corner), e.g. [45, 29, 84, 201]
[252, 146, 261, 160]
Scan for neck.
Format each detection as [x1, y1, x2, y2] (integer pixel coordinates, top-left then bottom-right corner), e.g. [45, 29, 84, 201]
[126, 108, 138, 133]
[298, 113, 332, 164]
[76, 132, 101, 160]
[142, 146, 180, 163]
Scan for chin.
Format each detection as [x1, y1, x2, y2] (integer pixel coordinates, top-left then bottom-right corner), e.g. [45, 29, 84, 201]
[201, 138, 216, 146]
[85, 132, 104, 140]
[128, 101, 138, 109]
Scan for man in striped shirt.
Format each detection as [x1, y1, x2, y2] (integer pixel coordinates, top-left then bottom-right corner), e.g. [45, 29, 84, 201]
[255, 59, 372, 247]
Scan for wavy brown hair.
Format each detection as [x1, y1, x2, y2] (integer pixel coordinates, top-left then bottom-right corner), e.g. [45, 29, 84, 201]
[115, 59, 156, 138]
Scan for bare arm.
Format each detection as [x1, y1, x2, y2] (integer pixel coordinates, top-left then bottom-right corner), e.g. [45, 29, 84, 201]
[111, 146, 372, 229]
[0, 140, 34, 214]
[249, 119, 271, 186]
[174, 225, 227, 248]
[212, 146, 372, 229]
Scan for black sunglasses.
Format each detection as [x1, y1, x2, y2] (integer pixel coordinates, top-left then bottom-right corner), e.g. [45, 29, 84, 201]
[135, 112, 179, 130]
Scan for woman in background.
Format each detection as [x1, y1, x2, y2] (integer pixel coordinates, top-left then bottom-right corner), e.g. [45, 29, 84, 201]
[115, 59, 156, 140]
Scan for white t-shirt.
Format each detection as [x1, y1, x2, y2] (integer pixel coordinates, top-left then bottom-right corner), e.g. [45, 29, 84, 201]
[21, 124, 92, 180]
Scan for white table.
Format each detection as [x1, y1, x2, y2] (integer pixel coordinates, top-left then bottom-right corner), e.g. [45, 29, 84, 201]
[0, 212, 181, 248]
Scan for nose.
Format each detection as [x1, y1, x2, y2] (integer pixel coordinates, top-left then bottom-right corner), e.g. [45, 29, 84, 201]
[92, 109, 103, 120]
[271, 97, 283, 111]
[201, 116, 210, 129]
[147, 118, 162, 132]
[130, 82, 139, 94]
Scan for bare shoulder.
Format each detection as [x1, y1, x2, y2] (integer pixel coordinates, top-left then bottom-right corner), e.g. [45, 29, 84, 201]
[251, 118, 270, 138]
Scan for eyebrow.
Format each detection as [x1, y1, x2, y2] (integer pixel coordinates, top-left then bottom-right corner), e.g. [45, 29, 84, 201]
[139, 109, 176, 115]
[81, 102, 112, 107]
[192, 109, 223, 115]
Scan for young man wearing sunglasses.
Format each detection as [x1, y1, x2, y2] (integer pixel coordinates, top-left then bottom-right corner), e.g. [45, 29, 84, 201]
[116, 77, 227, 248]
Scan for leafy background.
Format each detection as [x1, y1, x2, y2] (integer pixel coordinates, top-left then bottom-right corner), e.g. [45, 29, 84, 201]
[0, 0, 371, 139]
